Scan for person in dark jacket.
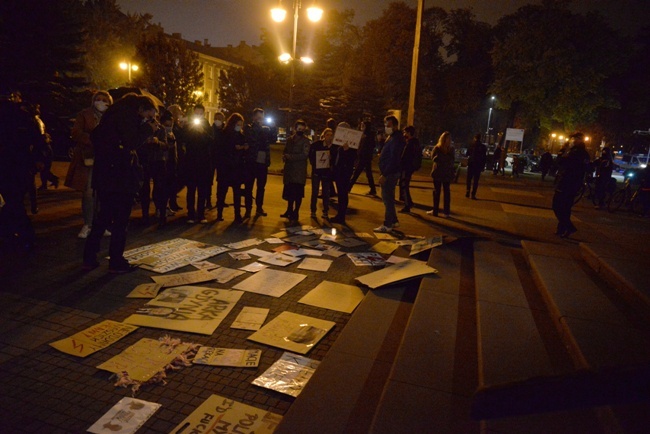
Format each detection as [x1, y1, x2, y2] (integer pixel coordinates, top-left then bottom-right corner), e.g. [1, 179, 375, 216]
[309, 128, 333, 219]
[222, 113, 247, 223]
[330, 122, 358, 224]
[183, 104, 214, 224]
[466, 133, 487, 199]
[399, 125, 418, 213]
[281, 119, 311, 223]
[212, 112, 229, 221]
[427, 131, 455, 217]
[374, 115, 404, 232]
[151, 109, 176, 227]
[349, 121, 377, 196]
[593, 147, 614, 209]
[166, 104, 185, 212]
[539, 150, 553, 181]
[83, 94, 157, 273]
[245, 108, 271, 217]
[552, 132, 590, 237]
[206, 112, 224, 210]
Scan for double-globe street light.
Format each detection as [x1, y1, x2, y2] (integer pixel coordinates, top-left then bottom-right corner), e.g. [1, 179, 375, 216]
[119, 61, 139, 85]
[271, 0, 322, 127]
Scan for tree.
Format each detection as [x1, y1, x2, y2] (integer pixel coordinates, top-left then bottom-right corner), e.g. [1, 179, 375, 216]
[490, 1, 623, 140]
[133, 27, 203, 110]
[0, 0, 86, 113]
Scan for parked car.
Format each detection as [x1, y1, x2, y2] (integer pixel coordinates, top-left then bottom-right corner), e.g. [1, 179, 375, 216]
[422, 145, 435, 159]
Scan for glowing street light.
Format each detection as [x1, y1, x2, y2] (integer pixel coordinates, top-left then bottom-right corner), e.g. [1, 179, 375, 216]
[271, 6, 287, 22]
[279, 52, 292, 63]
[300, 56, 314, 64]
[307, 5, 323, 22]
[119, 61, 139, 83]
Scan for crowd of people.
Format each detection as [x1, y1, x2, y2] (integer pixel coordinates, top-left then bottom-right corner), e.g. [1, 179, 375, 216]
[4, 89, 650, 272]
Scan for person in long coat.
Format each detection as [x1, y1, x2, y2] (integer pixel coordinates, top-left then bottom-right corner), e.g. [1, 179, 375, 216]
[281, 119, 310, 223]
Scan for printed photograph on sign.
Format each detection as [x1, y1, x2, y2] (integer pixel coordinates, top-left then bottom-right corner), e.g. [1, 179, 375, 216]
[247, 311, 335, 354]
[252, 352, 320, 397]
[87, 398, 160, 434]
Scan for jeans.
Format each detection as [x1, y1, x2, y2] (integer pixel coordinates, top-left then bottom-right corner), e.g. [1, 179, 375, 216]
[254, 163, 268, 209]
[466, 167, 482, 196]
[186, 179, 208, 220]
[399, 171, 413, 208]
[381, 172, 399, 226]
[84, 190, 133, 266]
[335, 175, 350, 219]
[552, 190, 576, 235]
[310, 173, 330, 213]
[350, 158, 376, 193]
[433, 179, 451, 215]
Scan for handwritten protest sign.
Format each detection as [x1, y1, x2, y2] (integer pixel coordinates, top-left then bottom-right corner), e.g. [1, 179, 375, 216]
[332, 126, 363, 149]
[231, 307, 269, 330]
[126, 283, 163, 299]
[233, 269, 306, 297]
[315, 150, 330, 169]
[193, 348, 262, 367]
[122, 238, 229, 274]
[50, 320, 138, 357]
[247, 311, 335, 354]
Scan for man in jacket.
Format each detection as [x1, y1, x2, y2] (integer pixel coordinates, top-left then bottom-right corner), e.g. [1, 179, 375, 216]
[183, 104, 214, 223]
[375, 115, 404, 232]
[553, 132, 590, 237]
[466, 133, 487, 199]
[83, 94, 157, 273]
[246, 108, 271, 217]
[399, 126, 419, 213]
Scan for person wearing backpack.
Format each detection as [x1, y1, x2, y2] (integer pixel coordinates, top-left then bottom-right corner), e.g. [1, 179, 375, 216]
[466, 133, 487, 199]
[399, 125, 420, 213]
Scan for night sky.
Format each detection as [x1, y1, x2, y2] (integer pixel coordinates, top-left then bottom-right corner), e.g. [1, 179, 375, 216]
[116, 0, 648, 48]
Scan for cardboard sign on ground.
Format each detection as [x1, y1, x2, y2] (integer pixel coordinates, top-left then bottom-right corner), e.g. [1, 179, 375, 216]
[233, 269, 306, 298]
[87, 398, 160, 434]
[230, 307, 270, 330]
[150, 268, 217, 288]
[409, 236, 443, 256]
[225, 238, 264, 250]
[356, 260, 439, 289]
[252, 352, 320, 397]
[126, 283, 164, 299]
[123, 238, 229, 274]
[169, 395, 282, 434]
[347, 252, 386, 266]
[239, 262, 268, 273]
[258, 252, 301, 267]
[50, 320, 138, 358]
[190, 260, 220, 271]
[371, 241, 399, 255]
[297, 258, 333, 272]
[97, 338, 190, 382]
[298, 281, 365, 313]
[333, 237, 367, 248]
[193, 348, 262, 367]
[247, 311, 335, 354]
[123, 286, 243, 335]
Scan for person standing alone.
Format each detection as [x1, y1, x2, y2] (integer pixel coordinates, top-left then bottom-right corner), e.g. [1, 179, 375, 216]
[466, 133, 487, 199]
[374, 115, 404, 232]
[427, 131, 455, 217]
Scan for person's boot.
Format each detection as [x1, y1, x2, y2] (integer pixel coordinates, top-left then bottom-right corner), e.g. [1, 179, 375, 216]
[243, 208, 251, 219]
[158, 209, 167, 228]
[216, 208, 224, 222]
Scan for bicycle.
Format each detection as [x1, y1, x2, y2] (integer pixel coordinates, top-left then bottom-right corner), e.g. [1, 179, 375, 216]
[608, 176, 644, 214]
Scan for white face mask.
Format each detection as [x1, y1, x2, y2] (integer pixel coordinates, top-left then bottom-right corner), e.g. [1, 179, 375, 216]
[214, 120, 223, 127]
[385, 127, 393, 135]
[94, 101, 108, 112]
[235, 125, 242, 132]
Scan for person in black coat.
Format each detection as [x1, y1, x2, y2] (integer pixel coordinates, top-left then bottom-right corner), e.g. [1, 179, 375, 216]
[83, 93, 158, 273]
[552, 132, 590, 237]
[330, 122, 357, 224]
[466, 133, 487, 199]
[593, 147, 614, 209]
[183, 104, 214, 224]
[539, 150, 553, 181]
[399, 126, 419, 212]
[245, 108, 272, 216]
[222, 113, 247, 223]
[349, 121, 377, 195]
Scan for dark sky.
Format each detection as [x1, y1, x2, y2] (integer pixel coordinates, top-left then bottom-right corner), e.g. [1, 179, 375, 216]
[117, 0, 647, 47]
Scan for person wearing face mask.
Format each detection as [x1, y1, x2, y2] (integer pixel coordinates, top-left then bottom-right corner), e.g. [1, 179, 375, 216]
[83, 94, 158, 273]
[65, 91, 113, 239]
[374, 115, 404, 232]
[183, 104, 214, 224]
[282, 119, 311, 222]
[222, 113, 247, 223]
[245, 108, 271, 217]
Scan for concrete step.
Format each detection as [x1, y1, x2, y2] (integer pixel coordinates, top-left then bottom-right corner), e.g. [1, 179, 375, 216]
[369, 238, 480, 433]
[522, 240, 650, 370]
[274, 281, 418, 434]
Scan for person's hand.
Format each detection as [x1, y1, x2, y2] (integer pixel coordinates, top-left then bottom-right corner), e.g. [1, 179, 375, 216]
[343, 143, 349, 151]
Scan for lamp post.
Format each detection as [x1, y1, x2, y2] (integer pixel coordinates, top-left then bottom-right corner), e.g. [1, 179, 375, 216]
[119, 61, 139, 84]
[271, 0, 322, 127]
[485, 95, 496, 144]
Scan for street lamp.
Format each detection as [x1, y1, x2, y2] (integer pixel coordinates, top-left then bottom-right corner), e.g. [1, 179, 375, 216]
[485, 95, 496, 144]
[119, 61, 139, 84]
[271, 0, 322, 126]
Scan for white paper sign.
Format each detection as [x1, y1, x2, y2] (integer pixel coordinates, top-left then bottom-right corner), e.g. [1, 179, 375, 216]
[332, 126, 363, 149]
[315, 150, 330, 169]
[297, 258, 333, 272]
[87, 398, 160, 434]
[193, 347, 262, 367]
[233, 269, 306, 298]
[231, 307, 270, 330]
[505, 128, 525, 142]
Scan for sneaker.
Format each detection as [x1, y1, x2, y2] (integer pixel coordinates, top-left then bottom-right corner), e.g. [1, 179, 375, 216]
[391, 222, 400, 229]
[374, 225, 391, 233]
[465, 191, 470, 198]
[256, 208, 267, 217]
[243, 210, 251, 219]
[103, 230, 111, 237]
[426, 210, 435, 216]
[199, 219, 208, 224]
[330, 215, 345, 224]
[366, 190, 377, 196]
[187, 219, 196, 224]
[166, 207, 176, 216]
[398, 207, 410, 213]
[77, 225, 91, 239]
[442, 213, 450, 218]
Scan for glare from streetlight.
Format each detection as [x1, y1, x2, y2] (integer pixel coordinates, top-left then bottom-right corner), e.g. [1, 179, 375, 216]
[119, 62, 128, 70]
[559, 135, 565, 140]
[307, 6, 323, 22]
[585, 136, 590, 141]
[300, 56, 314, 64]
[131, 64, 139, 71]
[279, 53, 292, 63]
[491, 95, 495, 100]
[271, 7, 287, 22]
[551, 133, 557, 138]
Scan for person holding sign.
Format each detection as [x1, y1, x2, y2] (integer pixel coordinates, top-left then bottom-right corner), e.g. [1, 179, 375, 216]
[374, 115, 404, 232]
[309, 128, 333, 219]
[330, 122, 358, 224]
[281, 120, 311, 223]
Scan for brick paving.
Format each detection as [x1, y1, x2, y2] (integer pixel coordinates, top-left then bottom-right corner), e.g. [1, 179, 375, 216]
[1, 161, 648, 432]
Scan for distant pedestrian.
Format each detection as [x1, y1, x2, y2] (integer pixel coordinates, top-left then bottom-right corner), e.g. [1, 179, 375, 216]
[245, 108, 271, 217]
[374, 115, 404, 232]
[511, 154, 520, 178]
[399, 125, 419, 213]
[33, 104, 59, 191]
[349, 121, 377, 196]
[552, 132, 590, 237]
[492, 144, 502, 175]
[539, 150, 553, 181]
[330, 122, 357, 224]
[593, 147, 614, 209]
[498, 144, 507, 176]
[83, 94, 158, 273]
[466, 133, 487, 199]
[281, 119, 310, 223]
[309, 128, 333, 219]
[65, 91, 113, 239]
[427, 131, 455, 218]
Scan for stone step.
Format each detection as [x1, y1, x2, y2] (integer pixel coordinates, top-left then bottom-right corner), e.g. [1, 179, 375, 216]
[474, 241, 556, 387]
[369, 238, 480, 433]
[274, 282, 418, 434]
[522, 241, 650, 371]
